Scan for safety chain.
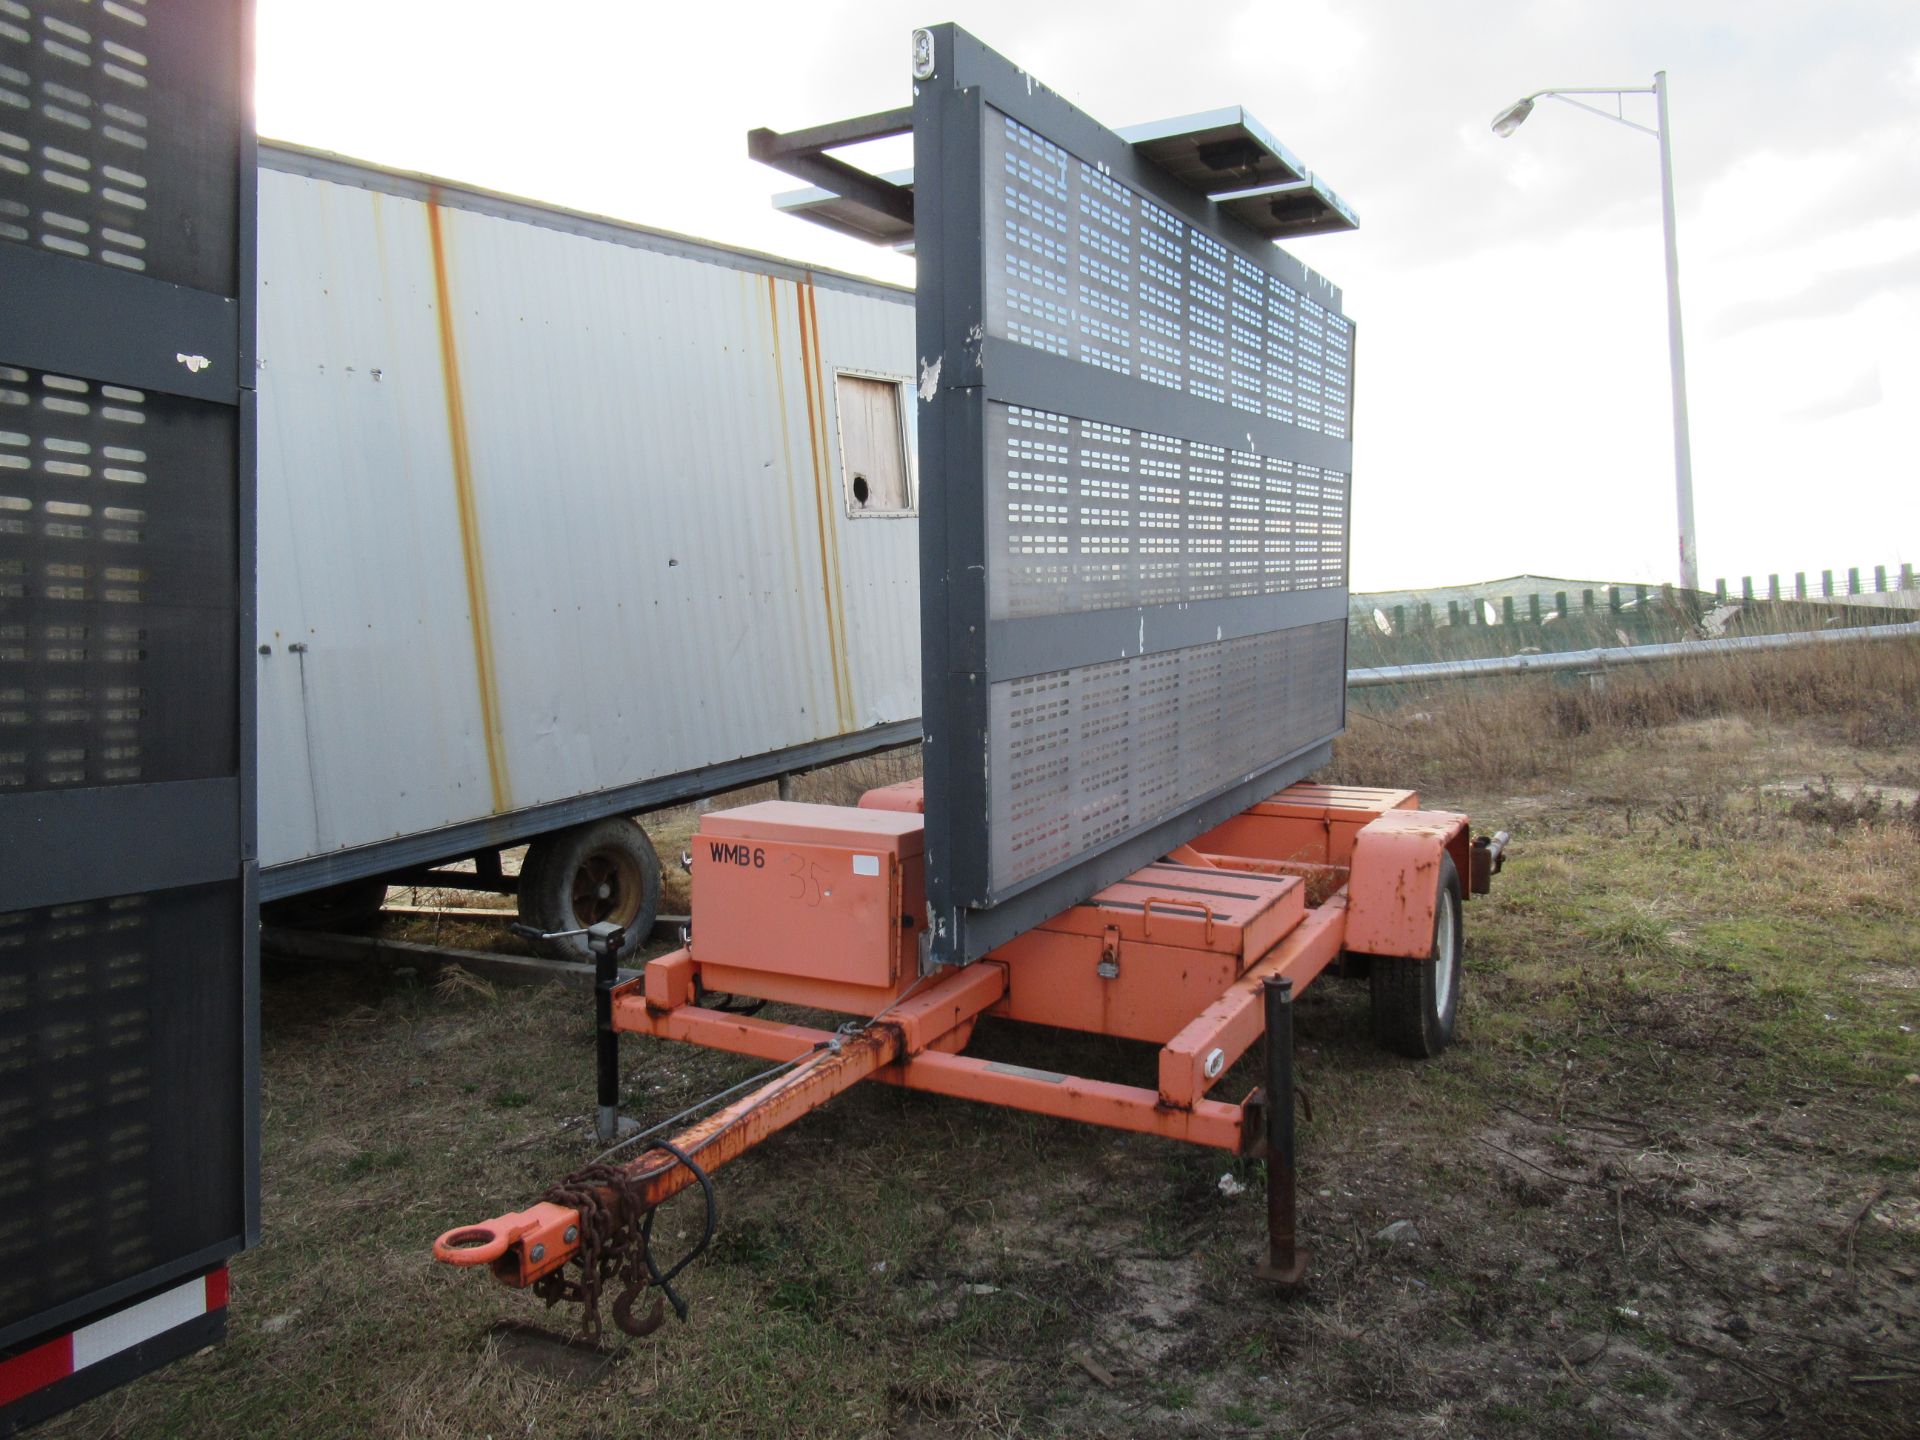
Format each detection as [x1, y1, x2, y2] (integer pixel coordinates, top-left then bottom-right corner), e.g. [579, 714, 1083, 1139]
[533, 1163, 643, 1339]
[534, 1141, 716, 1340]
[531, 1017, 887, 1339]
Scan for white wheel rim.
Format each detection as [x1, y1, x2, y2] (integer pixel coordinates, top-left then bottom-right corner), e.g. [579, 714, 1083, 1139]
[1434, 897, 1457, 1016]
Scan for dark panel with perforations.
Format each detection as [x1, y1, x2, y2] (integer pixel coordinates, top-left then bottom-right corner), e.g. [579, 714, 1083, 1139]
[916, 27, 1352, 967]
[0, 0, 255, 1387]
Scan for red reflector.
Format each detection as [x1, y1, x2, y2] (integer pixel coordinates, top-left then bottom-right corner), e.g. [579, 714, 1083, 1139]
[204, 1268, 230, 1311]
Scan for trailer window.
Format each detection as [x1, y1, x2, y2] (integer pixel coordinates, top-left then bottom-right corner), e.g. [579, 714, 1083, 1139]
[834, 373, 914, 517]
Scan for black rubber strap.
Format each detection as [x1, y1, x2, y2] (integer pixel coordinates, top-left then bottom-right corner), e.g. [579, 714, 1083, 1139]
[637, 1137, 717, 1321]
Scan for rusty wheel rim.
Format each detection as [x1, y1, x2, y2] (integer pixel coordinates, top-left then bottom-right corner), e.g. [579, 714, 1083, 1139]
[569, 847, 646, 929]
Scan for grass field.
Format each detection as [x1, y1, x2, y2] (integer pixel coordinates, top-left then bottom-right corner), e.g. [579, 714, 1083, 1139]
[44, 640, 1920, 1439]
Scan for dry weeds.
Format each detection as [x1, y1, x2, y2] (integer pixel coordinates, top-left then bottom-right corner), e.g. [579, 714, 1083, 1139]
[1331, 634, 1920, 795]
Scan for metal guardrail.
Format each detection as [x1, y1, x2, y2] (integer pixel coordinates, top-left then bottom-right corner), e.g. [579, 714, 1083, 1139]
[1347, 619, 1920, 688]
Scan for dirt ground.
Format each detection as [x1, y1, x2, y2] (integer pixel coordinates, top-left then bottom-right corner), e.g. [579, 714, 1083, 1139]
[42, 664, 1920, 1439]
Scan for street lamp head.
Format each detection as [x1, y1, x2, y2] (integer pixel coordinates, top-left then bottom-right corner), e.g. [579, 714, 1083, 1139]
[1490, 97, 1535, 138]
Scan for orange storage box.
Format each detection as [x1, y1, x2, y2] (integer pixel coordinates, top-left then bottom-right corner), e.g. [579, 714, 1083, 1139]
[690, 801, 925, 989]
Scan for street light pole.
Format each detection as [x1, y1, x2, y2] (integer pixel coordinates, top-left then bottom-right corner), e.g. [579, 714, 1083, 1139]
[1492, 74, 1701, 594]
[1651, 72, 1699, 594]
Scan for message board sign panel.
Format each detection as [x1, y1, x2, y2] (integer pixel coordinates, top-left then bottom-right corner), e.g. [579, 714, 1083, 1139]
[914, 26, 1353, 967]
[0, 0, 257, 1415]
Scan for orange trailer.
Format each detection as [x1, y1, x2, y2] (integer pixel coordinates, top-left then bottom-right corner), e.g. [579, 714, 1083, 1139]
[433, 779, 1505, 1332]
[432, 25, 1512, 1339]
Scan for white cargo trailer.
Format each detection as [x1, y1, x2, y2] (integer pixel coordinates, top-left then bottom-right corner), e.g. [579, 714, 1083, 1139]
[255, 143, 920, 951]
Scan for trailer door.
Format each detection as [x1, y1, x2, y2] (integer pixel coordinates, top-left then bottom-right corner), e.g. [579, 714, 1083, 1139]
[0, 0, 256, 1429]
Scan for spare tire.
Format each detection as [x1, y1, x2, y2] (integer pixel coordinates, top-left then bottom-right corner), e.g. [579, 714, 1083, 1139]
[519, 818, 661, 963]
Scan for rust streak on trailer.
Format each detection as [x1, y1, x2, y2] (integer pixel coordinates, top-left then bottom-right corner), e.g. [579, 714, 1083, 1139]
[763, 276, 825, 728]
[426, 196, 512, 814]
[764, 277, 807, 592]
[794, 276, 856, 733]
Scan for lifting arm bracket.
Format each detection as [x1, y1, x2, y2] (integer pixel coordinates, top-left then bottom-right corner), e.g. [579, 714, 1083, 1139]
[747, 109, 916, 227]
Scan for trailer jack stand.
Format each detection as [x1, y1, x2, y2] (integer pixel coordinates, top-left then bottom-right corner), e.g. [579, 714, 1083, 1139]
[1255, 975, 1308, 1290]
[591, 922, 628, 1146]
[511, 918, 635, 1144]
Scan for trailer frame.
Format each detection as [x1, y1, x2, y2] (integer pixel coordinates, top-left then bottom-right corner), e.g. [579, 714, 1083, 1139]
[433, 779, 1503, 1323]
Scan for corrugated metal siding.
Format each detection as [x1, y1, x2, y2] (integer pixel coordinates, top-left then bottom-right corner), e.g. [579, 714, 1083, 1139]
[255, 159, 918, 870]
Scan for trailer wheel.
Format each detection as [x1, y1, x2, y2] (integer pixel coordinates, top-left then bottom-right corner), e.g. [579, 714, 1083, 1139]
[520, 818, 661, 962]
[261, 876, 391, 932]
[1367, 854, 1463, 1059]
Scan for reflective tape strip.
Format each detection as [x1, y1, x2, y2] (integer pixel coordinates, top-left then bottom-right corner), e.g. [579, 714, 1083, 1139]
[0, 1335, 71, 1406]
[0, 1269, 227, 1407]
[69, 1279, 210, 1370]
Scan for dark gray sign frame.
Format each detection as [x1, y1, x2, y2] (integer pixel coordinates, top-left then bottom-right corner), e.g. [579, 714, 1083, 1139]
[913, 25, 1354, 969]
[0, 0, 257, 1405]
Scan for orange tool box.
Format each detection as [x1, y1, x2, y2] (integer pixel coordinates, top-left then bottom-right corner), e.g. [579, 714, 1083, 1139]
[690, 802, 924, 990]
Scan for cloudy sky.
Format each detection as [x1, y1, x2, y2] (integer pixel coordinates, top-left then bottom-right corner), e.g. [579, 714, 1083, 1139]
[257, 1, 1919, 591]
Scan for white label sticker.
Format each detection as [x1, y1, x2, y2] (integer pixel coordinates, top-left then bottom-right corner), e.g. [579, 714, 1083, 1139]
[852, 854, 880, 877]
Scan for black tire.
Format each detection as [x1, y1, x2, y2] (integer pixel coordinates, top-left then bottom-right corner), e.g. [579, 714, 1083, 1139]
[261, 876, 390, 932]
[520, 818, 661, 962]
[1367, 854, 1463, 1059]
